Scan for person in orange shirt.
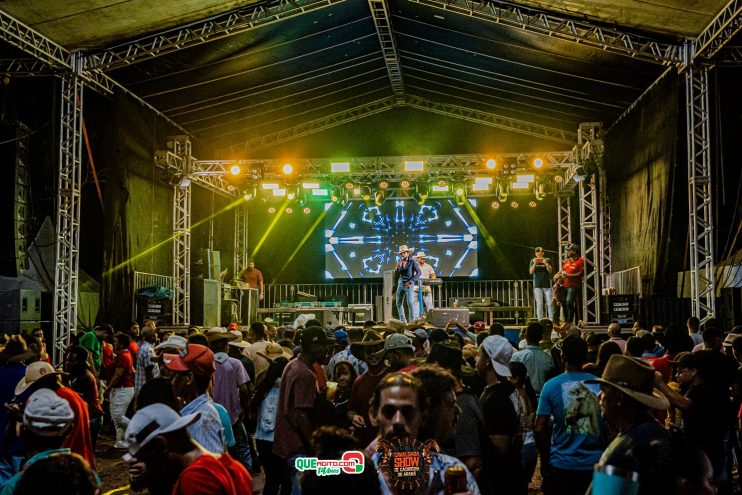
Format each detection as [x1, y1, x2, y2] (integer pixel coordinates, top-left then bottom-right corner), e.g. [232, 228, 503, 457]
[561, 244, 584, 323]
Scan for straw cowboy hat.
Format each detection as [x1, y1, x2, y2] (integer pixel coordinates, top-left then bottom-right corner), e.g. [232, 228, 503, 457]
[414, 251, 427, 259]
[204, 327, 238, 343]
[586, 355, 669, 410]
[256, 342, 293, 362]
[397, 245, 415, 254]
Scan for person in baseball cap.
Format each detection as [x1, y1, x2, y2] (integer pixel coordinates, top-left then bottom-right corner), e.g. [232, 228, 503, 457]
[383, 333, 416, 372]
[162, 345, 226, 454]
[123, 403, 251, 494]
[1, 389, 77, 495]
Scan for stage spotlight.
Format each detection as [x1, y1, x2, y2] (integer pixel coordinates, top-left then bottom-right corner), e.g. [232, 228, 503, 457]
[303, 207, 311, 214]
[331, 162, 350, 173]
[286, 184, 299, 200]
[554, 175, 564, 183]
[414, 182, 429, 205]
[379, 180, 389, 189]
[453, 182, 466, 206]
[486, 159, 496, 170]
[230, 165, 241, 175]
[374, 190, 385, 206]
[285, 207, 294, 214]
[353, 188, 361, 196]
[400, 180, 411, 189]
[242, 184, 257, 201]
[516, 174, 535, 183]
[282, 163, 293, 175]
[330, 185, 343, 203]
[345, 181, 354, 190]
[262, 183, 279, 190]
[227, 185, 236, 192]
[437, 179, 447, 187]
[268, 207, 276, 214]
[491, 201, 500, 209]
[495, 182, 508, 202]
[533, 158, 544, 169]
[529, 201, 537, 208]
[511, 201, 519, 208]
[534, 182, 546, 201]
[360, 185, 372, 201]
[404, 160, 424, 172]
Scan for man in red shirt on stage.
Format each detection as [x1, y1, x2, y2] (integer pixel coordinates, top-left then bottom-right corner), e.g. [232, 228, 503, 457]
[239, 259, 264, 301]
[561, 244, 584, 323]
[124, 403, 252, 495]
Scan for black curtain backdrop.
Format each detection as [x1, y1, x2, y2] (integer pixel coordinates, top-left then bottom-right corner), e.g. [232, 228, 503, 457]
[87, 91, 180, 330]
[603, 74, 683, 296]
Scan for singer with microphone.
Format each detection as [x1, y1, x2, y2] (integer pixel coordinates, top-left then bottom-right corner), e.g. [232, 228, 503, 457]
[395, 245, 421, 323]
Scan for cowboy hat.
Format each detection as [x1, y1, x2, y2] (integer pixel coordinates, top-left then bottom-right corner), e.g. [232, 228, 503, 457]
[16, 361, 67, 395]
[204, 327, 238, 342]
[586, 355, 669, 410]
[257, 342, 294, 362]
[414, 251, 427, 259]
[350, 330, 384, 361]
[228, 330, 251, 349]
[397, 245, 414, 254]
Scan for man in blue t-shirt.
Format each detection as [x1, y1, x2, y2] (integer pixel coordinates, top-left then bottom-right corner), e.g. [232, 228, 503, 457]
[534, 335, 607, 495]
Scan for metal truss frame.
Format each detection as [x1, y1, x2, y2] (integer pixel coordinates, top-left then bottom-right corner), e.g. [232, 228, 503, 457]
[196, 151, 575, 183]
[578, 176, 601, 325]
[403, 95, 577, 144]
[694, 0, 742, 60]
[556, 196, 572, 260]
[368, 0, 405, 103]
[169, 136, 193, 325]
[685, 63, 716, 323]
[234, 205, 249, 278]
[598, 172, 612, 290]
[52, 54, 84, 364]
[86, 0, 344, 72]
[405, 0, 683, 65]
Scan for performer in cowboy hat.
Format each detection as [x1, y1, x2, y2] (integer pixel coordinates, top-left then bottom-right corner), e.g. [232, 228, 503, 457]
[394, 245, 421, 323]
[412, 251, 436, 316]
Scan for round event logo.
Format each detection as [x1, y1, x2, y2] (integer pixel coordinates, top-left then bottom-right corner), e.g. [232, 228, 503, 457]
[376, 438, 436, 494]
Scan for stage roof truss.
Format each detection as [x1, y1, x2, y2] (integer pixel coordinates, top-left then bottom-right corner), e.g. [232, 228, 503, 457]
[85, 0, 346, 72]
[368, 0, 406, 103]
[693, 0, 742, 60]
[405, 0, 684, 66]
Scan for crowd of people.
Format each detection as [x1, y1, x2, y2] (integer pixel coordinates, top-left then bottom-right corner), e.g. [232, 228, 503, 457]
[0, 313, 737, 495]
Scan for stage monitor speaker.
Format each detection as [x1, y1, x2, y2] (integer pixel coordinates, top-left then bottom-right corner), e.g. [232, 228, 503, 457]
[208, 250, 221, 280]
[191, 278, 221, 327]
[426, 308, 470, 327]
[240, 288, 259, 325]
[315, 309, 340, 329]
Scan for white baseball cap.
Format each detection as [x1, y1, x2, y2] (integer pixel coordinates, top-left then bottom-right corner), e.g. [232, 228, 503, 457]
[122, 403, 200, 461]
[481, 335, 513, 377]
[23, 389, 74, 436]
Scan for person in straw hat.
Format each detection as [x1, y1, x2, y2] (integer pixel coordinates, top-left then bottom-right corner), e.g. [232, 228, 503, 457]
[346, 330, 388, 446]
[394, 244, 421, 324]
[412, 251, 436, 316]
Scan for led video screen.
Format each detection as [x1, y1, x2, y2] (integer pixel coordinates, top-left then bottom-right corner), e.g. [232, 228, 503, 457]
[324, 199, 478, 279]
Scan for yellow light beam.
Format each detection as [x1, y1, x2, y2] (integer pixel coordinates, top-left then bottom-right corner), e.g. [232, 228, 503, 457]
[251, 198, 291, 257]
[106, 196, 244, 275]
[272, 209, 328, 283]
[464, 201, 500, 255]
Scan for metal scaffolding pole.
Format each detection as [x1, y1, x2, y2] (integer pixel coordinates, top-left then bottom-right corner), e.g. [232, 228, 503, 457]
[171, 136, 193, 325]
[234, 204, 248, 279]
[685, 59, 716, 323]
[52, 53, 84, 364]
[579, 176, 601, 325]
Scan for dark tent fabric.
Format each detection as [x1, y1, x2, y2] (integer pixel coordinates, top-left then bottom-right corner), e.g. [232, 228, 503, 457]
[603, 73, 681, 296]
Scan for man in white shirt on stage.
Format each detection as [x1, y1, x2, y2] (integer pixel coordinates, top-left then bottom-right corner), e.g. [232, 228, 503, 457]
[413, 251, 436, 316]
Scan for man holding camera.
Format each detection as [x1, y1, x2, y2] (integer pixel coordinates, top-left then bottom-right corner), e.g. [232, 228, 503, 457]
[561, 244, 584, 323]
[529, 247, 554, 320]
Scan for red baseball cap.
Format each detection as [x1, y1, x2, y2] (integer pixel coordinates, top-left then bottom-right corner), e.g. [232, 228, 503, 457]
[228, 322, 239, 331]
[473, 321, 486, 331]
[163, 344, 215, 378]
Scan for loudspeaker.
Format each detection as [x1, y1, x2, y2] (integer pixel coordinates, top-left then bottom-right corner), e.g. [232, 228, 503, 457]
[426, 308, 470, 327]
[208, 250, 221, 280]
[191, 278, 221, 327]
[0, 122, 30, 277]
[239, 288, 259, 325]
[315, 309, 340, 328]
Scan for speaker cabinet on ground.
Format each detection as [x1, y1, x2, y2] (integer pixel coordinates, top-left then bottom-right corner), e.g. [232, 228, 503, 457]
[191, 278, 221, 327]
[426, 308, 470, 327]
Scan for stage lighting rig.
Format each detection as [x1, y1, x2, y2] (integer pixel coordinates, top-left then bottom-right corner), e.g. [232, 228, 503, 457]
[281, 163, 294, 175]
[533, 158, 544, 169]
[230, 165, 241, 175]
[414, 181, 429, 205]
[359, 185, 372, 201]
[453, 182, 466, 206]
[486, 159, 496, 170]
[374, 190, 385, 206]
[330, 185, 344, 203]
[495, 182, 508, 202]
